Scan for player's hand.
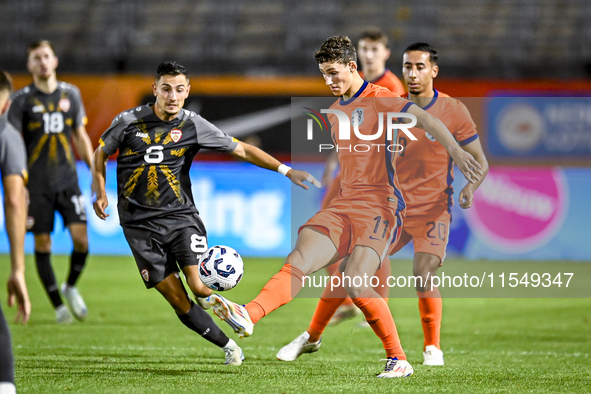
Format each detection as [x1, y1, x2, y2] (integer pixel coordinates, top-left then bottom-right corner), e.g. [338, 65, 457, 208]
[288, 169, 322, 190]
[93, 195, 110, 220]
[7, 271, 30, 325]
[450, 148, 482, 184]
[459, 185, 475, 209]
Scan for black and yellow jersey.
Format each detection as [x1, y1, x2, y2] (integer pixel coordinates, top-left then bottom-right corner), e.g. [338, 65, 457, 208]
[99, 104, 238, 225]
[7, 82, 87, 193]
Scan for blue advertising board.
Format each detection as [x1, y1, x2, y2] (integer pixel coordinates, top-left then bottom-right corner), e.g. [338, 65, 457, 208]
[0, 162, 589, 260]
[0, 162, 296, 257]
[487, 97, 591, 158]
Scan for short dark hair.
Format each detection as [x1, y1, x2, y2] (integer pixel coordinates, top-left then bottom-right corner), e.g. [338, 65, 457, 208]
[359, 28, 389, 47]
[28, 40, 56, 56]
[155, 62, 189, 82]
[314, 36, 357, 65]
[404, 42, 438, 65]
[0, 70, 13, 95]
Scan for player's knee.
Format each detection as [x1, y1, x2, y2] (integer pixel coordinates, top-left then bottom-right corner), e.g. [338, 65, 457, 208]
[413, 260, 440, 291]
[72, 238, 88, 252]
[71, 234, 88, 252]
[343, 283, 365, 299]
[34, 235, 51, 253]
[286, 249, 307, 273]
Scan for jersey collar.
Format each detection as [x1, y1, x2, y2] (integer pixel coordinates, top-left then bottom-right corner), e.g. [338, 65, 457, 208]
[340, 80, 369, 106]
[405, 88, 439, 110]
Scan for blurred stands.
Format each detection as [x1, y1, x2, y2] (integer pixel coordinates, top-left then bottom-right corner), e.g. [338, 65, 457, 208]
[1, 0, 590, 78]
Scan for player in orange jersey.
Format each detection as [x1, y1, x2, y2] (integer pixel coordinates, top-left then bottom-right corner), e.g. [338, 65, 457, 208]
[358, 28, 406, 96]
[321, 29, 404, 324]
[277, 42, 489, 366]
[210, 36, 482, 378]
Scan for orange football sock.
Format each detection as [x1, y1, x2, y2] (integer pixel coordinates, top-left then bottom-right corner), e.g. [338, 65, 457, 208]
[417, 288, 442, 350]
[245, 264, 305, 324]
[374, 257, 391, 300]
[307, 282, 348, 342]
[352, 289, 406, 360]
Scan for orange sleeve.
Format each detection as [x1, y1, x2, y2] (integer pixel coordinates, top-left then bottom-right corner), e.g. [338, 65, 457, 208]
[451, 100, 478, 145]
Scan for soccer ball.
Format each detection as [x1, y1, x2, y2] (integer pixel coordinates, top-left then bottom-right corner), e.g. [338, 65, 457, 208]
[198, 245, 244, 291]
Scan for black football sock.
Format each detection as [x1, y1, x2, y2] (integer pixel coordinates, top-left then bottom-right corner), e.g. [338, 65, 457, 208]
[67, 250, 88, 286]
[35, 251, 63, 308]
[0, 307, 14, 383]
[177, 302, 230, 348]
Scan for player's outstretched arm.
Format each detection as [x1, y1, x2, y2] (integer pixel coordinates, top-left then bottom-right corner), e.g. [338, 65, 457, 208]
[91, 147, 110, 220]
[458, 138, 489, 209]
[72, 125, 95, 169]
[3, 174, 30, 324]
[407, 105, 482, 184]
[230, 140, 321, 190]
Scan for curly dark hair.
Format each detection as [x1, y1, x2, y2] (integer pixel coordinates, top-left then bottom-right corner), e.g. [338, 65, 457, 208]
[155, 62, 189, 81]
[314, 36, 357, 65]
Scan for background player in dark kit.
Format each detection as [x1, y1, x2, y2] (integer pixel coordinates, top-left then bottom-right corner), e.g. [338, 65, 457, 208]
[7, 40, 93, 324]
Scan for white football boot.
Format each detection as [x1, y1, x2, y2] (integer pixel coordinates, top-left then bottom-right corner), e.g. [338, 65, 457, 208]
[423, 345, 444, 365]
[223, 339, 245, 365]
[196, 296, 212, 310]
[211, 294, 254, 337]
[61, 284, 88, 321]
[55, 304, 74, 324]
[377, 358, 414, 378]
[276, 331, 322, 361]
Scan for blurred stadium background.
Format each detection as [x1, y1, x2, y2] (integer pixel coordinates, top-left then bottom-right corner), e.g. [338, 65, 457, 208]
[0, 2, 590, 392]
[1, 0, 590, 261]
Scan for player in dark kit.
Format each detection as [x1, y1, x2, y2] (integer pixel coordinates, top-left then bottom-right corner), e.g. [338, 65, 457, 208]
[91, 62, 319, 365]
[0, 70, 31, 394]
[7, 41, 94, 324]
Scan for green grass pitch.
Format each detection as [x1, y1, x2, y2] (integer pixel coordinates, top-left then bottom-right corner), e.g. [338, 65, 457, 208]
[1, 255, 590, 393]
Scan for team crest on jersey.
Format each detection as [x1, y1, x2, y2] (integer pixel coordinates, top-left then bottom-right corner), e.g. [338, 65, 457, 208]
[141, 269, 150, 282]
[351, 108, 364, 126]
[425, 131, 437, 141]
[170, 129, 182, 143]
[58, 98, 71, 112]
